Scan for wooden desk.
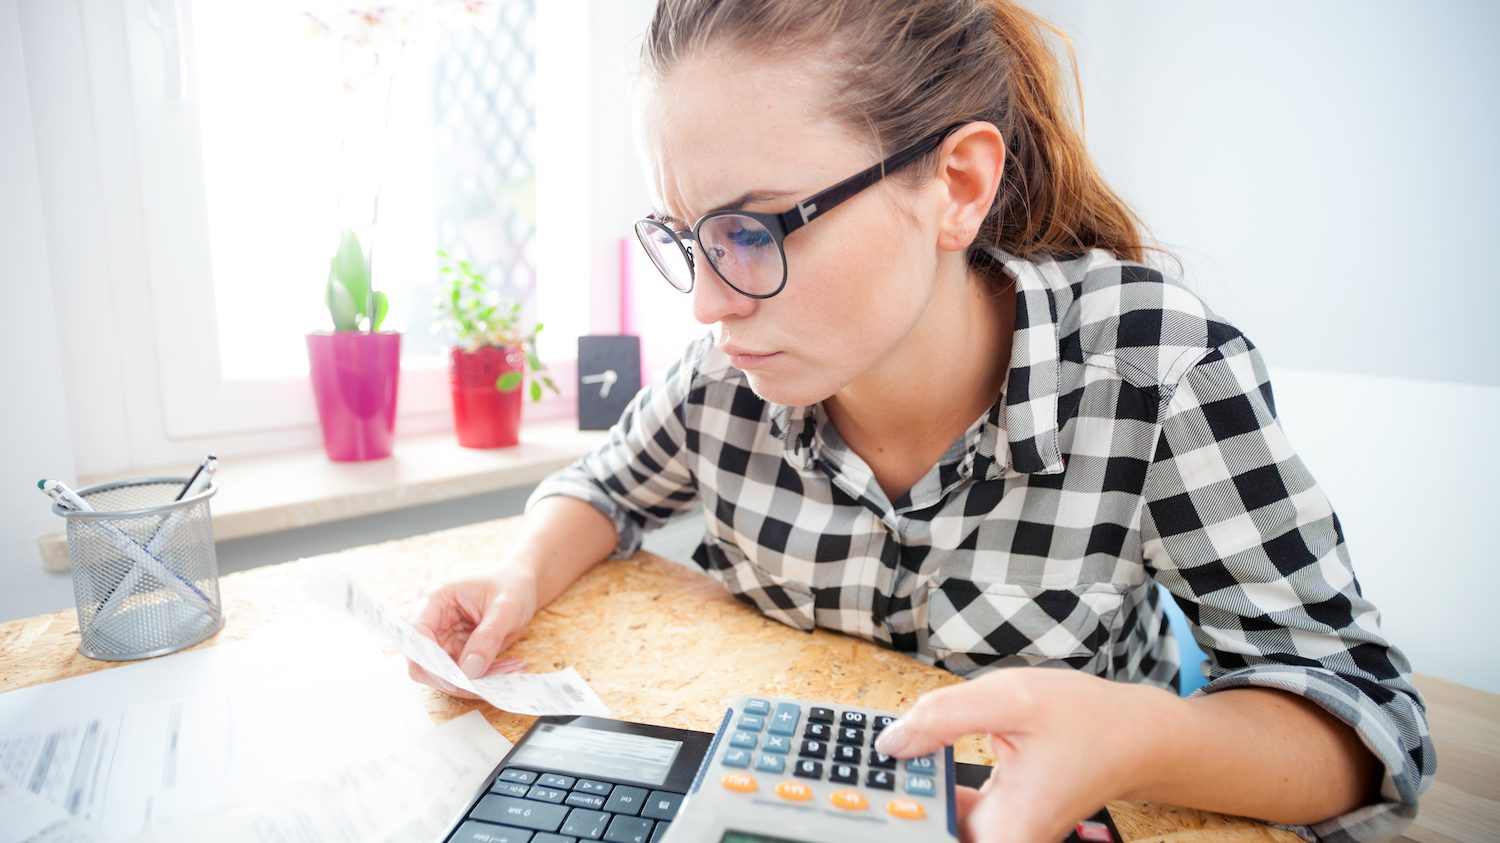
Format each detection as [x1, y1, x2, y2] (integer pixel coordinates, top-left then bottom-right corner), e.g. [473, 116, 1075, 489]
[2, 517, 1491, 842]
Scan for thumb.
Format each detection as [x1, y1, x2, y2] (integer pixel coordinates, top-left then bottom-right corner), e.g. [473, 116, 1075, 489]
[875, 679, 1019, 759]
[456, 598, 516, 679]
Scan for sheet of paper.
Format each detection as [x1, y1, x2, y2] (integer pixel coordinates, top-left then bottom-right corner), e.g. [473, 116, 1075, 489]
[0, 613, 434, 840]
[0, 768, 104, 843]
[305, 562, 611, 717]
[133, 710, 510, 843]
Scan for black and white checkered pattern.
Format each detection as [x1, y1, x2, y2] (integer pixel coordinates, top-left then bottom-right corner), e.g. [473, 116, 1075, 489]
[531, 248, 1433, 842]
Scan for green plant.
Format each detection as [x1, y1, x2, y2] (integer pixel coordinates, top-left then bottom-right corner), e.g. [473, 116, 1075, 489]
[434, 249, 558, 401]
[325, 229, 389, 332]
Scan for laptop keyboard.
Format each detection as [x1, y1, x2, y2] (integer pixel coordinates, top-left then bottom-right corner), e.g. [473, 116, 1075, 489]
[448, 767, 681, 843]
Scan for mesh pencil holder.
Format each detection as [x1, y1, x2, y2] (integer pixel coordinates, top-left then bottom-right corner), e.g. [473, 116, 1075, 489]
[53, 477, 225, 661]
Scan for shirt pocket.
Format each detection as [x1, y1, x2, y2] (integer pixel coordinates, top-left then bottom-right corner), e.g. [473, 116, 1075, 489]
[925, 579, 1128, 670]
[694, 535, 816, 633]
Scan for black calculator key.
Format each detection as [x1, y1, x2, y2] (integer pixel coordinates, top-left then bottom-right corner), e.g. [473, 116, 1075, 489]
[641, 791, 682, 821]
[539, 774, 577, 789]
[472, 794, 568, 832]
[830, 763, 859, 785]
[575, 780, 614, 796]
[793, 759, 824, 779]
[491, 780, 531, 798]
[866, 769, 895, 790]
[528, 785, 568, 804]
[799, 739, 828, 758]
[534, 835, 580, 843]
[833, 745, 862, 764]
[451, 820, 537, 843]
[869, 751, 896, 769]
[603, 815, 655, 843]
[566, 791, 607, 810]
[808, 707, 835, 723]
[649, 822, 671, 843]
[803, 722, 830, 741]
[561, 807, 611, 839]
[873, 715, 895, 732]
[840, 711, 868, 728]
[837, 727, 864, 746]
[604, 786, 649, 816]
[499, 768, 540, 785]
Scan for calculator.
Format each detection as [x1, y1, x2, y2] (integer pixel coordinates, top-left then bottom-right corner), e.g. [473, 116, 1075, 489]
[657, 696, 956, 843]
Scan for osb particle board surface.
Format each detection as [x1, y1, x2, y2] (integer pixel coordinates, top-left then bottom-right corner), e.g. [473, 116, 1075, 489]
[0, 516, 1299, 842]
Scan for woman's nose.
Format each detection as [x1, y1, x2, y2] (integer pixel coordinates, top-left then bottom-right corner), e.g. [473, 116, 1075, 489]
[691, 263, 757, 326]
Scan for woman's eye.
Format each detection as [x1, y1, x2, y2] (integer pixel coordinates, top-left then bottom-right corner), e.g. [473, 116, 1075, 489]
[728, 227, 773, 248]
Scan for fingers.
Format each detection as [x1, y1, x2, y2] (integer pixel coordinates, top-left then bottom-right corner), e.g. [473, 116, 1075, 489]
[876, 674, 1031, 759]
[456, 594, 523, 679]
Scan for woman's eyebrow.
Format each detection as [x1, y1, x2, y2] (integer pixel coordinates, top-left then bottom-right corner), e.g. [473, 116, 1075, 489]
[652, 189, 796, 227]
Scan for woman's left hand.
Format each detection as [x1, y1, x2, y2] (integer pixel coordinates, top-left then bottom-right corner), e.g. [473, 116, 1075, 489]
[874, 667, 1177, 843]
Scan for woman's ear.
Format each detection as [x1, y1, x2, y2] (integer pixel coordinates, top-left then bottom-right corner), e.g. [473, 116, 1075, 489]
[934, 122, 1005, 253]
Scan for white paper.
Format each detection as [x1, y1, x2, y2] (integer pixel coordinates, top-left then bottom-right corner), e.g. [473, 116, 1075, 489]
[0, 768, 105, 843]
[305, 562, 612, 717]
[0, 614, 434, 840]
[133, 710, 510, 843]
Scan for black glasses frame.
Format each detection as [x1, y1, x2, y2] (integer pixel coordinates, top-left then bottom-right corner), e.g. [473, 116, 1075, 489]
[634, 123, 965, 299]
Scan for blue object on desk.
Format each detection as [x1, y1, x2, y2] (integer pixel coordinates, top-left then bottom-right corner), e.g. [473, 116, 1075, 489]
[1158, 584, 1211, 696]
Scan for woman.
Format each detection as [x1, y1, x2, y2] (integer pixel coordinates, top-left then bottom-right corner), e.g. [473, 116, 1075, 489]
[409, 2, 1433, 840]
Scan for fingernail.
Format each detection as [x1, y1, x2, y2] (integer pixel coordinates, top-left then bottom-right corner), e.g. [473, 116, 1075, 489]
[461, 653, 486, 679]
[876, 721, 909, 756]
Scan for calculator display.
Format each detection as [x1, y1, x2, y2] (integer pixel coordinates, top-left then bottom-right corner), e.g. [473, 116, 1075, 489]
[507, 723, 683, 786]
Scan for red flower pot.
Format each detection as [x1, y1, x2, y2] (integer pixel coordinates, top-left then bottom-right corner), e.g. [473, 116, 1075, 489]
[449, 344, 524, 448]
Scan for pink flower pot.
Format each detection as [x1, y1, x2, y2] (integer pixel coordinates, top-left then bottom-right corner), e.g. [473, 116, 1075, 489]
[306, 331, 401, 461]
[449, 344, 524, 449]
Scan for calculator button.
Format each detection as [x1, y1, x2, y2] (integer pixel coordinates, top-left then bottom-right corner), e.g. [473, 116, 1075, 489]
[561, 807, 611, 838]
[721, 748, 752, 768]
[729, 731, 758, 749]
[866, 769, 895, 790]
[603, 814, 655, 843]
[873, 715, 895, 732]
[604, 785, 649, 815]
[539, 773, 577, 789]
[803, 723, 830, 741]
[829, 763, 858, 785]
[905, 756, 936, 774]
[471, 794, 568, 832]
[641, 791, 682, 821]
[836, 728, 864, 746]
[527, 785, 568, 803]
[649, 822, 671, 843]
[808, 707, 834, 723]
[499, 768, 540, 784]
[489, 780, 531, 798]
[799, 739, 827, 759]
[833, 745, 862, 764]
[451, 821, 535, 843]
[738, 713, 766, 731]
[829, 788, 869, 811]
[793, 759, 824, 779]
[762, 734, 791, 755]
[566, 791, 607, 810]
[840, 711, 868, 728]
[575, 779, 614, 796]
[743, 698, 771, 715]
[1076, 821, 1115, 842]
[720, 772, 758, 793]
[887, 798, 927, 820]
[868, 751, 896, 769]
[768, 703, 801, 736]
[774, 781, 814, 802]
[905, 775, 936, 797]
[755, 753, 785, 774]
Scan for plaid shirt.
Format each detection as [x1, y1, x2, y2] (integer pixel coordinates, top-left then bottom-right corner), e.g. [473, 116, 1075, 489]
[532, 248, 1433, 842]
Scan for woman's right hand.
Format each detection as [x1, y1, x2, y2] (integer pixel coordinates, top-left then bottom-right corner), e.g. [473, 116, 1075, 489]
[406, 566, 539, 699]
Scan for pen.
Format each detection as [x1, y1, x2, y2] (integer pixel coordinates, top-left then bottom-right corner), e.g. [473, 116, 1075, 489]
[174, 453, 217, 501]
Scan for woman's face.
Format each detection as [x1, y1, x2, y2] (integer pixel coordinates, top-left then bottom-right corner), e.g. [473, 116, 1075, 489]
[635, 51, 948, 407]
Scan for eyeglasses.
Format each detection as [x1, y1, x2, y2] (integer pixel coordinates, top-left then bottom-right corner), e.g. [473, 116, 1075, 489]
[633, 123, 963, 299]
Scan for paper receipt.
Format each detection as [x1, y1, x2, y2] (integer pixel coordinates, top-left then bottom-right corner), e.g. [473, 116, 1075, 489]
[305, 564, 611, 717]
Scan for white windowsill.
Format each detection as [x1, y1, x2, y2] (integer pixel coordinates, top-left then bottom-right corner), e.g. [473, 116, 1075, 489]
[38, 421, 607, 572]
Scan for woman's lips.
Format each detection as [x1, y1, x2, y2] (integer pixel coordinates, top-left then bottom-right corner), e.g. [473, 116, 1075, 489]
[722, 346, 781, 369]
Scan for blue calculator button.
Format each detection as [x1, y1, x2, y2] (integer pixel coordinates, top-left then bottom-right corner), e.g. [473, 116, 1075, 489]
[755, 753, 786, 774]
[729, 731, 758, 749]
[762, 734, 791, 755]
[743, 698, 771, 715]
[738, 713, 766, 731]
[905, 774, 936, 797]
[721, 748, 752, 768]
[905, 755, 936, 774]
[768, 703, 801, 736]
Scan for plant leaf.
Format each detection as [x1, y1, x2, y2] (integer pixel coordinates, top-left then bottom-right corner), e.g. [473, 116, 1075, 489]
[497, 371, 523, 392]
[530, 380, 542, 402]
[370, 291, 389, 331]
[326, 268, 359, 331]
[527, 351, 543, 371]
[330, 230, 371, 318]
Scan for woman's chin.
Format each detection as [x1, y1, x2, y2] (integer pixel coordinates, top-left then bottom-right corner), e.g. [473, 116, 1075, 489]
[741, 370, 836, 409]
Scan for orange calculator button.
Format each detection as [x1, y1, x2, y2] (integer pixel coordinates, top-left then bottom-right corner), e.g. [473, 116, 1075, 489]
[886, 798, 927, 820]
[720, 772, 758, 793]
[828, 789, 869, 811]
[774, 781, 813, 802]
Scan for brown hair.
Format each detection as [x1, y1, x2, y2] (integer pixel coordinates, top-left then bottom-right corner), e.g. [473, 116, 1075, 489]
[640, 0, 1152, 282]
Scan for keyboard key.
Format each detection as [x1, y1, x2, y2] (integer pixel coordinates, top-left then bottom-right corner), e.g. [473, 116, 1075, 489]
[840, 711, 868, 728]
[561, 807, 611, 839]
[499, 768, 540, 785]
[829, 763, 858, 785]
[604, 786, 649, 815]
[490, 780, 531, 798]
[738, 713, 766, 731]
[803, 723, 830, 741]
[743, 698, 771, 715]
[729, 731, 757, 750]
[866, 769, 895, 790]
[905, 756, 936, 774]
[538, 774, 577, 790]
[721, 748, 752, 768]
[869, 751, 896, 769]
[768, 703, 801, 736]
[755, 753, 785, 774]
[906, 774, 936, 797]
[566, 791, 607, 810]
[641, 791, 682, 821]
[527, 785, 568, 804]
[837, 727, 864, 746]
[793, 759, 824, 779]
[762, 734, 791, 755]
[533, 834, 576, 843]
[603, 815, 655, 843]
[471, 794, 569, 832]
[649, 822, 671, 843]
[799, 739, 827, 759]
[808, 706, 834, 723]
[575, 780, 614, 796]
[451, 821, 537, 842]
[833, 745, 861, 764]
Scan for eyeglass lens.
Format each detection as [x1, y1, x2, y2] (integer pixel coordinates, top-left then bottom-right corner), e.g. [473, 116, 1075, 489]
[635, 215, 784, 297]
